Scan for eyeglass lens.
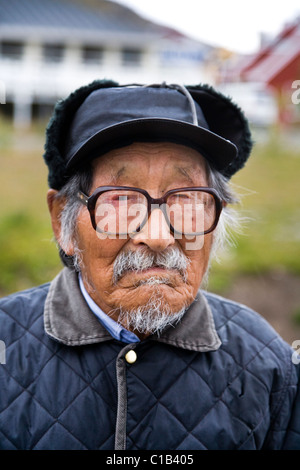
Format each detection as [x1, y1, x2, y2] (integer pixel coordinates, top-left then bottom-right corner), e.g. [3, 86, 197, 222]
[94, 189, 217, 236]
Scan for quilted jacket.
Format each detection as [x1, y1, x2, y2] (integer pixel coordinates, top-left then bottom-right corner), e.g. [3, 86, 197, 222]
[0, 267, 299, 450]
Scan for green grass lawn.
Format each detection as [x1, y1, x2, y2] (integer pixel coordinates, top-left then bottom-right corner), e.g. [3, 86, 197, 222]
[0, 119, 61, 294]
[208, 128, 300, 291]
[0, 119, 299, 295]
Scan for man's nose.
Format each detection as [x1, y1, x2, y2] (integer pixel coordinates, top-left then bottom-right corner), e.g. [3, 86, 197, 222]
[131, 208, 175, 252]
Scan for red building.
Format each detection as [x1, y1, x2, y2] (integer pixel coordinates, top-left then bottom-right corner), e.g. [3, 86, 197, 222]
[240, 17, 300, 125]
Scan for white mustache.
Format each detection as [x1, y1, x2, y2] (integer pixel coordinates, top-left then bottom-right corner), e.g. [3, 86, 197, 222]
[113, 247, 190, 284]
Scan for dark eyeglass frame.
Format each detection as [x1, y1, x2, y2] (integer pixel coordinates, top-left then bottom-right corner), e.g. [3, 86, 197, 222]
[78, 186, 225, 236]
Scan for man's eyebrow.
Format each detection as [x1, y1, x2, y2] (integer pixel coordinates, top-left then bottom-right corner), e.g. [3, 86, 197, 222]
[110, 166, 126, 183]
[175, 166, 197, 184]
[110, 165, 200, 184]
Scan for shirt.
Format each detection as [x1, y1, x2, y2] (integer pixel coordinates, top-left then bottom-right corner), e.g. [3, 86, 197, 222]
[78, 273, 140, 344]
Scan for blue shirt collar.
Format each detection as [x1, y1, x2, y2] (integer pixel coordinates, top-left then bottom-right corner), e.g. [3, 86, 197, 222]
[78, 273, 140, 344]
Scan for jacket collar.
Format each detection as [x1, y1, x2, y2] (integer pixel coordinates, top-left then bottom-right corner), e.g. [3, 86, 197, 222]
[44, 268, 221, 352]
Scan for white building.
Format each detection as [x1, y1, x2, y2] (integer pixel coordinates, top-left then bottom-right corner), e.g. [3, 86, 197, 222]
[0, 0, 216, 127]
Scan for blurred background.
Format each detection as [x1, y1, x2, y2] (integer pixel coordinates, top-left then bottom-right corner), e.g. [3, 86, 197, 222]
[0, 0, 299, 344]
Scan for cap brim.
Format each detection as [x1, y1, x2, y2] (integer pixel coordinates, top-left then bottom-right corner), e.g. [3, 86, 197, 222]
[65, 117, 237, 172]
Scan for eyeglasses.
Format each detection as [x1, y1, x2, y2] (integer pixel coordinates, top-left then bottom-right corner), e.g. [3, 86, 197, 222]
[78, 186, 224, 237]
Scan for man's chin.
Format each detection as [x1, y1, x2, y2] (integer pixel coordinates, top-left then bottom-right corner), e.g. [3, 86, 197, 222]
[113, 278, 195, 319]
[116, 292, 189, 337]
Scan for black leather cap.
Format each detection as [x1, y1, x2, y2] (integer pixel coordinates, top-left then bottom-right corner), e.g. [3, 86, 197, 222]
[64, 85, 238, 173]
[43, 80, 253, 189]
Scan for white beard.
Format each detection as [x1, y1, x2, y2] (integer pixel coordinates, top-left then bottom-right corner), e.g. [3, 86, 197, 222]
[116, 280, 187, 336]
[113, 246, 189, 284]
[111, 247, 191, 335]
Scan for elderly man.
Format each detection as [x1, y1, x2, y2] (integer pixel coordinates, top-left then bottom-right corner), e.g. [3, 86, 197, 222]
[0, 80, 299, 451]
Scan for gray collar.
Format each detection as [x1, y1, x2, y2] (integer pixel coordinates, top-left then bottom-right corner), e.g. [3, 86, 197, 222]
[44, 268, 221, 352]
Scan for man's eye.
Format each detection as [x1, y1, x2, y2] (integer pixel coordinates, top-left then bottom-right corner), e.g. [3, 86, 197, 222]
[168, 194, 191, 203]
[112, 195, 140, 204]
[108, 195, 127, 202]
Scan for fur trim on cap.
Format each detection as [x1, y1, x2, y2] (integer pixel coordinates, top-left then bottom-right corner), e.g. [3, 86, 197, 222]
[43, 79, 119, 189]
[187, 84, 253, 178]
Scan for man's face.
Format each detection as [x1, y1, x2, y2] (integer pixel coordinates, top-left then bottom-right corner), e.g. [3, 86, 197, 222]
[50, 142, 215, 337]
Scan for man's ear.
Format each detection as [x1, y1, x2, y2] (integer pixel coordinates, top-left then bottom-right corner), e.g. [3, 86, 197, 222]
[47, 189, 74, 256]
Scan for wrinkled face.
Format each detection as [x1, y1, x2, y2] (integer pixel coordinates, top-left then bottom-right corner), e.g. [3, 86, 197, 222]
[49, 142, 215, 338]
